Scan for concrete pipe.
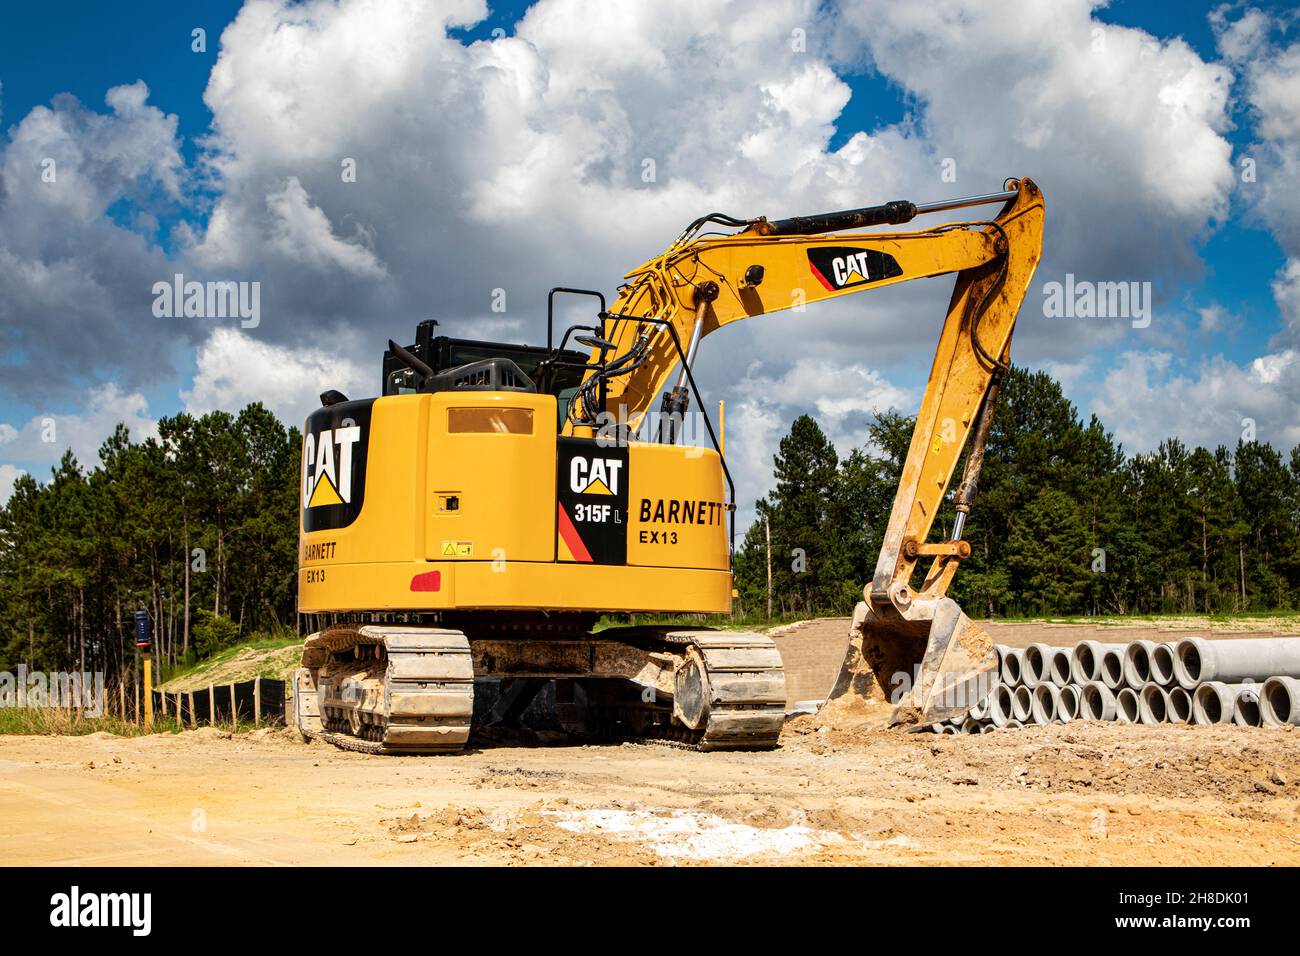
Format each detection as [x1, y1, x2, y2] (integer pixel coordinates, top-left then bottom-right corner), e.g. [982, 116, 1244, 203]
[979, 722, 998, 733]
[1004, 719, 1025, 729]
[1174, 636, 1300, 690]
[961, 716, 983, 734]
[1012, 685, 1034, 722]
[1023, 643, 1056, 689]
[1138, 683, 1170, 724]
[1032, 683, 1061, 724]
[1167, 686, 1192, 724]
[1116, 687, 1141, 724]
[1123, 640, 1159, 689]
[1150, 642, 1178, 687]
[1080, 681, 1117, 721]
[940, 723, 961, 734]
[969, 693, 990, 720]
[1057, 684, 1081, 722]
[1232, 689, 1262, 727]
[995, 645, 1024, 687]
[1100, 647, 1126, 690]
[1050, 648, 1073, 687]
[1191, 681, 1258, 725]
[989, 684, 1015, 728]
[1071, 641, 1124, 684]
[1261, 676, 1300, 727]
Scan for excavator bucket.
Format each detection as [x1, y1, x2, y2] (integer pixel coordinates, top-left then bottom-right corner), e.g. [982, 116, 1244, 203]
[820, 596, 998, 729]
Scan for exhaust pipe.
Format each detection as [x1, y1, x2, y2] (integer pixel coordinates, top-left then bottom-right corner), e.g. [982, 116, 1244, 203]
[1167, 686, 1192, 724]
[1080, 681, 1117, 721]
[995, 645, 1024, 686]
[1100, 648, 1126, 690]
[1149, 642, 1178, 687]
[1191, 681, 1258, 725]
[1261, 675, 1300, 727]
[1138, 684, 1169, 724]
[1057, 684, 1081, 722]
[1174, 636, 1300, 690]
[1123, 640, 1158, 689]
[1116, 687, 1141, 724]
[1012, 685, 1034, 722]
[1023, 643, 1057, 689]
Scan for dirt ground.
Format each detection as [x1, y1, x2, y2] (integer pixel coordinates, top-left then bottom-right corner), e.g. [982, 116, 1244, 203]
[2, 619, 1298, 867]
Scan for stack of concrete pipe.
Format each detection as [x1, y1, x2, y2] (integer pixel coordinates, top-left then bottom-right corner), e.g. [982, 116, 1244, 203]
[932, 636, 1300, 734]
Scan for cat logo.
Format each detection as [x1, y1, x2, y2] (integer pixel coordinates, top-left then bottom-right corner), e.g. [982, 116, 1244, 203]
[302, 399, 374, 533]
[570, 455, 623, 496]
[304, 425, 362, 508]
[807, 246, 903, 292]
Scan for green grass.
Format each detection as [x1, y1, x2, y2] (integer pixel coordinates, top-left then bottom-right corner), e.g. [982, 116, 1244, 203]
[0, 708, 187, 737]
[0, 707, 285, 737]
[986, 610, 1300, 626]
[599, 609, 1300, 632]
[594, 610, 821, 632]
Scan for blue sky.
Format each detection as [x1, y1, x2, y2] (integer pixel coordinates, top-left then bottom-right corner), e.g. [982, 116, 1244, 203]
[2, 0, 1299, 516]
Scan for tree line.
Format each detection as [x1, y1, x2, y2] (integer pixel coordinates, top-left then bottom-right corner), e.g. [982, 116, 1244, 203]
[0, 405, 300, 685]
[3, 366, 1297, 687]
[734, 367, 1300, 619]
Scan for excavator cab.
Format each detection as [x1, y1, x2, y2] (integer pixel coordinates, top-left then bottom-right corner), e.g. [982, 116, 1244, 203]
[381, 319, 591, 399]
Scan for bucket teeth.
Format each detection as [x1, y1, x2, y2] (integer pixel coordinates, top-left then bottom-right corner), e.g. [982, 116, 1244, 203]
[821, 597, 998, 728]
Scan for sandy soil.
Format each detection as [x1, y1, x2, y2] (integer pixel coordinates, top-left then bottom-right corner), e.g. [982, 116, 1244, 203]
[3, 618, 1299, 867]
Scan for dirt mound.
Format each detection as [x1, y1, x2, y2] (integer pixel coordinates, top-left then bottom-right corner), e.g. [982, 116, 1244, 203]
[158, 642, 303, 692]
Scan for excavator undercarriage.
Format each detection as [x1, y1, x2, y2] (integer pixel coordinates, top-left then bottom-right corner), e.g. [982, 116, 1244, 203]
[295, 624, 786, 753]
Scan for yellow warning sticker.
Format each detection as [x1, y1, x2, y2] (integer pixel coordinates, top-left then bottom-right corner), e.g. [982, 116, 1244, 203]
[441, 540, 473, 558]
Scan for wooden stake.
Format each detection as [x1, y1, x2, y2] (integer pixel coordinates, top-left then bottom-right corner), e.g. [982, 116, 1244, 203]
[143, 655, 154, 732]
[764, 511, 773, 619]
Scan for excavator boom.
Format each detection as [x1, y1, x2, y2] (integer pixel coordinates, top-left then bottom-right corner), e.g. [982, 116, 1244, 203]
[569, 178, 1046, 726]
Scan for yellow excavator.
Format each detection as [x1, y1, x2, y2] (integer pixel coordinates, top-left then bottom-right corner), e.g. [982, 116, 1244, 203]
[293, 178, 1045, 753]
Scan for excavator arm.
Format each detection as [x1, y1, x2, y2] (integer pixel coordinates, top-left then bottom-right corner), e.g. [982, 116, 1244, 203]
[563, 178, 1045, 726]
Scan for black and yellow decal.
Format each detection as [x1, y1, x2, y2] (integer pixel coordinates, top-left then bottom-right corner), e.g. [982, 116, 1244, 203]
[302, 399, 374, 532]
[807, 246, 903, 292]
[556, 438, 628, 564]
